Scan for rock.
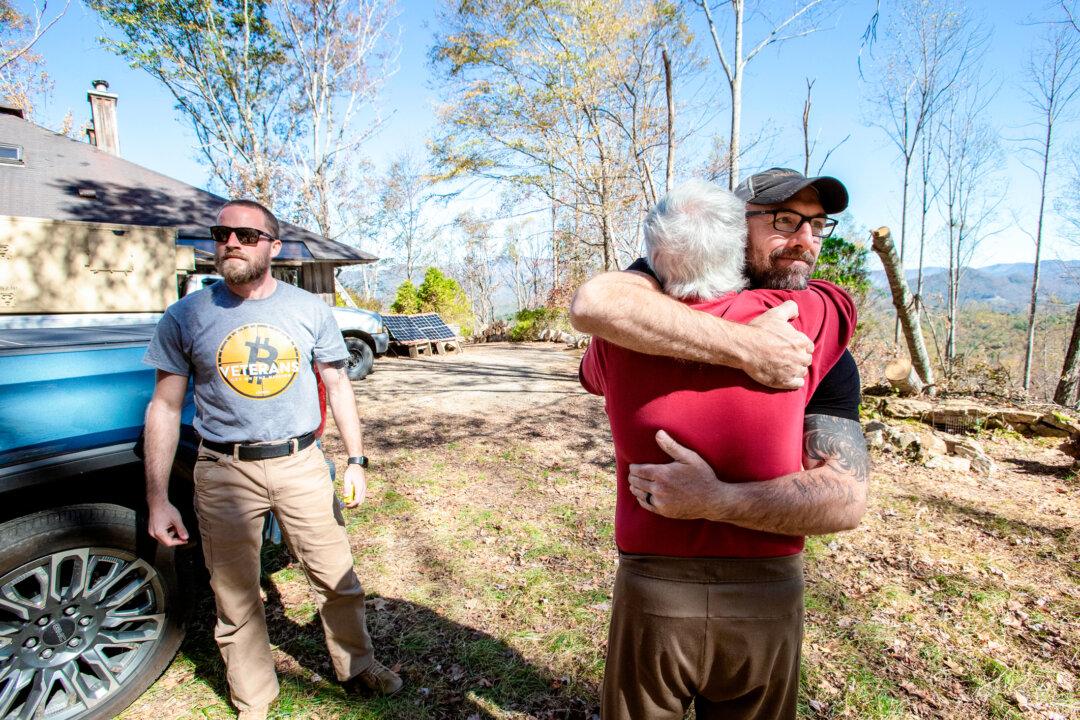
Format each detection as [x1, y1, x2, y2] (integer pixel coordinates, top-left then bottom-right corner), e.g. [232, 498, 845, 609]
[925, 455, 971, 472]
[1032, 422, 1072, 438]
[951, 444, 994, 474]
[865, 430, 886, 448]
[942, 434, 984, 456]
[1001, 410, 1044, 425]
[919, 432, 948, 458]
[1039, 413, 1080, 433]
[1060, 436, 1080, 461]
[893, 431, 921, 451]
[941, 433, 994, 475]
[968, 453, 995, 476]
[880, 398, 933, 419]
[863, 421, 897, 449]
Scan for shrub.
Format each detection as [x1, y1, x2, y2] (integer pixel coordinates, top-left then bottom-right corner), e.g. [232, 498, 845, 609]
[509, 307, 569, 341]
[390, 280, 421, 314]
[414, 268, 476, 337]
[813, 236, 870, 297]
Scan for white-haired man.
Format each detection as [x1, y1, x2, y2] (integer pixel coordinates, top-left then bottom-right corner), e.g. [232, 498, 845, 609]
[579, 178, 860, 719]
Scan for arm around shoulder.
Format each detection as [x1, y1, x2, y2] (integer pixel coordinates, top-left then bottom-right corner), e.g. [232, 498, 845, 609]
[569, 271, 814, 389]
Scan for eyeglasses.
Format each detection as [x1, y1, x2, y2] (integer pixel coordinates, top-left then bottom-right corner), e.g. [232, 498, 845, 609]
[209, 225, 276, 245]
[745, 210, 837, 238]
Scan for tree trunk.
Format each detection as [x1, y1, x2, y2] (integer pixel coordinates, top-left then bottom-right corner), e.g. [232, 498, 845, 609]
[663, 46, 675, 195]
[1055, 301, 1080, 407]
[1023, 120, 1053, 390]
[871, 226, 936, 392]
[549, 169, 559, 289]
[334, 271, 357, 308]
[893, 154, 913, 345]
[727, 0, 744, 189]
[946, 222, 957, 367]
[916, 132, 930, 328]
[802, 79, 812, 176]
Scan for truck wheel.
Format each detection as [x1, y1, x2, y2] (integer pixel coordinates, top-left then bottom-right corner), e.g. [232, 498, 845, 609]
[344, 337, 374, 380]
[0, 504, 184, 720]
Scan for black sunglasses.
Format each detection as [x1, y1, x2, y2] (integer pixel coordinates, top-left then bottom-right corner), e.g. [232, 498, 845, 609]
[210, 225, 276, 245]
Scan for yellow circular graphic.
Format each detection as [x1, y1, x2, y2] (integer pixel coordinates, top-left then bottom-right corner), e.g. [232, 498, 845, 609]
[216, 324, 302, 399]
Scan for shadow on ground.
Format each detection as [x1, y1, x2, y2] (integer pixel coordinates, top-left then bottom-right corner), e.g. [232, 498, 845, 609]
[176, 545, 598, 720]
[902, 492, 1072, 543]
[998, 455, 1076, 479]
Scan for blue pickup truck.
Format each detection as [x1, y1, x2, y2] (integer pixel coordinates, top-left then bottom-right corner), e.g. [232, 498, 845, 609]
[0, 322, 197, 720]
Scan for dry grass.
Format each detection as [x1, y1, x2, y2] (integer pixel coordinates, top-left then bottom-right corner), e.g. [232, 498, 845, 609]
[120, 344, 1079, 720]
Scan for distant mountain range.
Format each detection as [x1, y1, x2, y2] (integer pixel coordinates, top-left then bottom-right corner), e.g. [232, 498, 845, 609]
[339, 258, 1079, 317]
[868, 260, 1080, 312]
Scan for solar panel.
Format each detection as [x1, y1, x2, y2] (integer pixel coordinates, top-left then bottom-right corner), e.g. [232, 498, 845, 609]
[381, 314, 424, 343]
[411, 313, 457, 340]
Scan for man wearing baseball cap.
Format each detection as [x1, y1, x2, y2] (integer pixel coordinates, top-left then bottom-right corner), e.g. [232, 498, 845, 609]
[571, 168, 868, 719]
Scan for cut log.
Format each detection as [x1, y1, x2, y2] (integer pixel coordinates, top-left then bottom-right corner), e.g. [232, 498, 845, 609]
[885, 357, 924, 396]
[871, 226, 936, 395]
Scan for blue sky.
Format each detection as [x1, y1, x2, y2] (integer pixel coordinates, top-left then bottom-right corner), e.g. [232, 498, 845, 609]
[18, 0, 1080, 269]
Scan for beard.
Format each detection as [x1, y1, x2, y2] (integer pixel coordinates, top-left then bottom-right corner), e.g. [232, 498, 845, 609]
[215, 251, 270, 285]
[745, 247, 817, 290]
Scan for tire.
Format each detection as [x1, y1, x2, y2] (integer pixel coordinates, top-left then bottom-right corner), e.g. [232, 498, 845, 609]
[344, 337, 374, 380]
[0, 504, 185, 720]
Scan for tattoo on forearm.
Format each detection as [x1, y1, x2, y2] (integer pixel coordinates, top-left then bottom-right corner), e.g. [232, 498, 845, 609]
[803, 414, 871, 484]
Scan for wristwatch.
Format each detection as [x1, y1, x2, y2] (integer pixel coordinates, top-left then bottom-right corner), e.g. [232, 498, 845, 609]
[346, 455, 369, 468]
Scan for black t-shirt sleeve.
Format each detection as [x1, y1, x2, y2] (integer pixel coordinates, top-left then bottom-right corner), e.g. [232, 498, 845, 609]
[626, 257, 655, 278]
[806, 349, 861, 421]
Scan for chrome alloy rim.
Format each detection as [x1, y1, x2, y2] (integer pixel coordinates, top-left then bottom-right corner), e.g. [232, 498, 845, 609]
[0, 548, 168, 719]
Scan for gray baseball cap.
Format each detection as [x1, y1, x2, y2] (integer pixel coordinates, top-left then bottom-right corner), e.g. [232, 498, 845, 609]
[734, 167, 849, 213]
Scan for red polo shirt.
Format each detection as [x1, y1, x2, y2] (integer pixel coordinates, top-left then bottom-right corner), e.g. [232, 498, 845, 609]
[580, 280, 855, 558]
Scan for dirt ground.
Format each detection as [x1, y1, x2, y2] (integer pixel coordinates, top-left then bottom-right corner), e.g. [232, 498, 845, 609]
[122, 343, 1078, 720]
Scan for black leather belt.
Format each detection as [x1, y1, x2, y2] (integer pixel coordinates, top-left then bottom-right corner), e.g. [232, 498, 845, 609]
[201, 431, 317, 461]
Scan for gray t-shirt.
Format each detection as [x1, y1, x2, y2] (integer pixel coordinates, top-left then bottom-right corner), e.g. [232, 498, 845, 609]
[144, 280, 348, 443]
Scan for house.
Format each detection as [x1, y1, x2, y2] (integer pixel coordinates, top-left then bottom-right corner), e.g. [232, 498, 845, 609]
[0, 81, 375, 315]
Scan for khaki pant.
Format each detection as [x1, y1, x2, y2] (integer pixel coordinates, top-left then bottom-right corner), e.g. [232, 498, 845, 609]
[194, 443, 374, 711]
[602, 553, 804, 720]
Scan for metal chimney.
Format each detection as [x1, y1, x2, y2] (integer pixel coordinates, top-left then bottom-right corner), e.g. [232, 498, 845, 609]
[86, 80, 120, 156]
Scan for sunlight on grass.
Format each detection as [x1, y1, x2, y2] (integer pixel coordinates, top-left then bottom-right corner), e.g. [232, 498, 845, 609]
[123, 347, 1078, 720]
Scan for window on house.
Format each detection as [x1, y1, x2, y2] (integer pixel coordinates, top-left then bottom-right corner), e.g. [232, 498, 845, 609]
[0, 143, 23, 164]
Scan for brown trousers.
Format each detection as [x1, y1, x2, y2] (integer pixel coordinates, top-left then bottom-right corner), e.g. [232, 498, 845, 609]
[194, 443, 374, 711]
[602, 553, 804, 720]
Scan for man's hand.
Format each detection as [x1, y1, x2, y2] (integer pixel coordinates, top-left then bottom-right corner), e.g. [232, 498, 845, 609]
[627, 430, 727, 520]
[342, 464, 366, 508]
[741, 301, 814, 389]
[148, 500, 189, 547]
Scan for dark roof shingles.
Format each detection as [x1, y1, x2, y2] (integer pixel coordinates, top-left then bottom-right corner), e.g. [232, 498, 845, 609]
[0, 114, 375, 263]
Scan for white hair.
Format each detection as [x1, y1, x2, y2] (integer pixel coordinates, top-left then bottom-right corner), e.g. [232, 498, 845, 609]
[644, 180, 747, 301]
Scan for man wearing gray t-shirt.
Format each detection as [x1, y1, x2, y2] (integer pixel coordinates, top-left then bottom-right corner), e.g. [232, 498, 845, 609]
[143, 199, 401, 720]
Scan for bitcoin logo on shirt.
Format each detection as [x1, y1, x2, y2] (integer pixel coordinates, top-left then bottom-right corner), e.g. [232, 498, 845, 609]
[217, 324, 302, 399]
